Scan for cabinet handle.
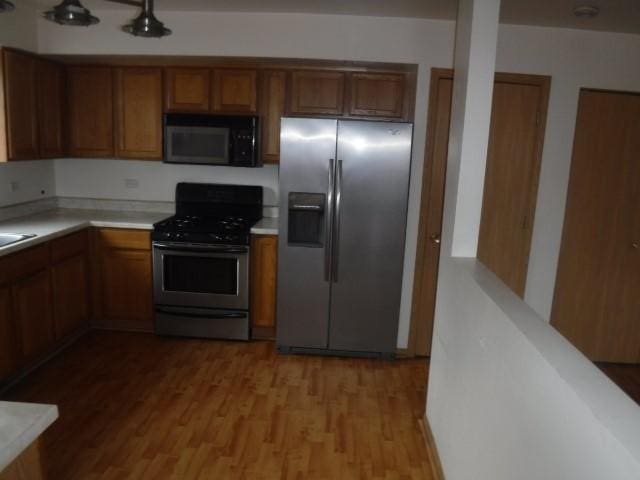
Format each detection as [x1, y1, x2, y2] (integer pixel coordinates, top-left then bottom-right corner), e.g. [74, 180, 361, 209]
[430, 234, 441, 245]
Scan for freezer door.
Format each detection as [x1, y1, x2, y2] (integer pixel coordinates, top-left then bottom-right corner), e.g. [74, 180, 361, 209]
[276, 118, 338, 349]
[329, 120, 413, 354]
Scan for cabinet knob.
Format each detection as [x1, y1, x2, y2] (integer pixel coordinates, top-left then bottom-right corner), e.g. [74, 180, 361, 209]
[430, 234, 441, 245]
[632, 242, 639, 250]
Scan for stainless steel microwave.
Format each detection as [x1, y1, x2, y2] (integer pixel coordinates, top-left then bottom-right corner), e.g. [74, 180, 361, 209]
[164, 114, 260, 167]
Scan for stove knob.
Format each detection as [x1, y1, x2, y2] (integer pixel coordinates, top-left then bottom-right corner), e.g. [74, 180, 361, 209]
[163, 232, 173, 239]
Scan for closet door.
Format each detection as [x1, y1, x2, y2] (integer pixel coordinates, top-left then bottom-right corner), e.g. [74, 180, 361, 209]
[551, 89, 640, 363]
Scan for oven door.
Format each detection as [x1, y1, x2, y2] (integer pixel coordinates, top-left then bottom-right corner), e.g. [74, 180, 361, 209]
[165, 125, 230, 165]
[153, 242, 249, 310]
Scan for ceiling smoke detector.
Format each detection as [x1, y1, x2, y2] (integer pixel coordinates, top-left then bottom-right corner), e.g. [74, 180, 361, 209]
[573, 5, 600, 18]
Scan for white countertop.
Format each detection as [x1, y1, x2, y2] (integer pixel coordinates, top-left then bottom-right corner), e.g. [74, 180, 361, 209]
[251, 217, 279, 235]
[0, 208, 279, 257]
[0, 209, 168, 257]
[0, 401, 58, 471]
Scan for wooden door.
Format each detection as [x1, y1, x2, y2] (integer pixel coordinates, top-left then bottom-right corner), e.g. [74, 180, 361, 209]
[409, 70, 549, 356]
[477, 76, 549, 297]
[13, 270, 54, 365]
[289, 71, 345, 115]
[67, 66, 114, 157]
[348, 73, 405, 118]
[551, 89, 640, 363]
[95, 229, 153, 332]
[2, 49, 39, 160]
[165, 67, 210, 112]
[212, 69, 257, 113]
[250, 234, 278, 338]
[115, 67, 163, 160]
[260, 70, 286, 164]
[37, 59, 65, 158]
[0, 287, 18, 380]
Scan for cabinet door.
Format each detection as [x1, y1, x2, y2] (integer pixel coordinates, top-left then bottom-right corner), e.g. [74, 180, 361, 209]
[67, 66, 114, 157]
[95, 229, 153, 332]
[212, 69, 257, 113]
[115, 67, 163, 160]
[52, 254, 89, 340]
[260, 71, 286, 164]
[165, 67, 210, 112]
[37, 59, 65, 158]
[13, 270, 54, 365]
[250, 235, 278, 334]
[348, 73, 405, 118]
[289, 71, 345, 116]
[2, 49, 39, 160]
[0, 287, 18, 380]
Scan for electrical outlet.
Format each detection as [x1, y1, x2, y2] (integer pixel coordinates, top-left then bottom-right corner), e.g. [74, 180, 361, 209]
[125, 178, 139, 189]
[10, 181, 19, 192]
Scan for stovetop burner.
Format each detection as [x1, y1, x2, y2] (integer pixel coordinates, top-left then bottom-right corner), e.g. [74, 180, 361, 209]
[152, 183, 264, 246]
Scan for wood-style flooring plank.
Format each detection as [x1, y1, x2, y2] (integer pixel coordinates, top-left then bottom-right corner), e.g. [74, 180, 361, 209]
[2, 331, 434, 479]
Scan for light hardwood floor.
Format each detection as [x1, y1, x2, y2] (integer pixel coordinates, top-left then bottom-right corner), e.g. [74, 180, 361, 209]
[2, 331, 435, 479]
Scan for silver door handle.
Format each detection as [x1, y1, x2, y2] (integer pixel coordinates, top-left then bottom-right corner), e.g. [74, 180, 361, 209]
[429, 234, 441, 245]
[332, 160, 343, 283]
[324, 158, 335, 281]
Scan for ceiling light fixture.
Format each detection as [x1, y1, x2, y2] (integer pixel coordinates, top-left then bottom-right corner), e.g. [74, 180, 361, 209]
[43, 0, 99, 26]
[573, 5, 600, 18]
[122, 0, 171, 38]
[0, 0, 15, 13]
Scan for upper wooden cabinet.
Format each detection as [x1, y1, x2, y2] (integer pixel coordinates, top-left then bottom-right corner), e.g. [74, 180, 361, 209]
[37, 59, 65, 158]
[212, 69, 257, 113]
[260, 70, 286, 164]
[1, 49, 39, 160]
[165, 67, 211, 112]
[67, 66, 114, 158]
[349, 73, 406, 118]
[115, 67, 163, 160]
[289, 71, 345, 116]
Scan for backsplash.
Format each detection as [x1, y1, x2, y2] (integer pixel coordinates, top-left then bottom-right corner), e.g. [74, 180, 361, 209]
[0, 160, 56, 207]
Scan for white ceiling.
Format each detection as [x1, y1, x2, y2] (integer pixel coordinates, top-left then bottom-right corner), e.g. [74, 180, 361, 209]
[38, 0, 640, 35]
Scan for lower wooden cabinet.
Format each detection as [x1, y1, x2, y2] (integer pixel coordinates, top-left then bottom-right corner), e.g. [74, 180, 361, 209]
[91, 228, 153, 332]
[0, 287, 18, 380]
[250, 235, 278, 337]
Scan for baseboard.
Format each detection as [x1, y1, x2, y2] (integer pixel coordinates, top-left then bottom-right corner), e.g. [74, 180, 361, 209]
[420, 415, 445, 480]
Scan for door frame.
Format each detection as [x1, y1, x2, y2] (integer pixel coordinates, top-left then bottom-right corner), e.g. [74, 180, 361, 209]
[406, 68, 551, 357]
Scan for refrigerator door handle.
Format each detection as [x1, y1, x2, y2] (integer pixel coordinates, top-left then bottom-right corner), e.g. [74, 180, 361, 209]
[332, 159, 343, 283]
[324, 158, 336, 282]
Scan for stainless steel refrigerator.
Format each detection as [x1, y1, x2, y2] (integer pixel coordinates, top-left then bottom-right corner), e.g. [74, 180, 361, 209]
[276, 118, 413, 357]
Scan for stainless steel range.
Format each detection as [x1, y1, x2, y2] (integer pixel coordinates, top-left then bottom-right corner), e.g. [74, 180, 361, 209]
[152, 183, 262, 340]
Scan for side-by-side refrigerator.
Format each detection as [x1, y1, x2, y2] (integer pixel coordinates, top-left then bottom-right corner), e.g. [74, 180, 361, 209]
[276, 118, 413, 357]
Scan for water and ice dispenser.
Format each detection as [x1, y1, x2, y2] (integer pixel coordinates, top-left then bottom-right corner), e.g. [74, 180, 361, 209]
[287, 192, 326, 247]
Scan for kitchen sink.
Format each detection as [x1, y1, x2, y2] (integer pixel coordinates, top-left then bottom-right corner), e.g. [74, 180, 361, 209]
[0, 233, 36, 248]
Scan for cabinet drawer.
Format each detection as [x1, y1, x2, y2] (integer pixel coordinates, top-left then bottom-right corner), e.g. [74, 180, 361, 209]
[0, 244, 50, 285]
[96, 228, 151, 251]
[51, 230, 88, 263]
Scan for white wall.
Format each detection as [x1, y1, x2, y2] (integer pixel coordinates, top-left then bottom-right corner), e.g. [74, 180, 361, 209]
[0, 160, 55, 207]
[37, 10, 456, 348]
[54, 158, 279, 206]
[0, 0, 37, 50]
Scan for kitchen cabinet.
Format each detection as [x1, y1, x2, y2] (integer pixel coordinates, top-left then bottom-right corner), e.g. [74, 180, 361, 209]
[0, 438, 45, 480]
[37, 59, 65, 158]
[67, 66, 114, 157]
[165, 67, 211, 112]
[260, 70, 286, 164]
[1, 49, 39, 160]
[92, 228, 153, 332]
[250, 234, 278, 338]
[50, 231, 89, 341]
[115, 67, 163, 160]
[0, 287, 18, 380]
[289, 71, 345, 116]
[212, 69, 257, 113]
[348, 73, 406, 118]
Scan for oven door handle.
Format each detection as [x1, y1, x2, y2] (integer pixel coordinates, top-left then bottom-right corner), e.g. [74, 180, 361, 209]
[153, 243, 248, 254]
[156, 307, 248, 319]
